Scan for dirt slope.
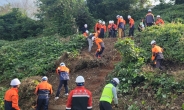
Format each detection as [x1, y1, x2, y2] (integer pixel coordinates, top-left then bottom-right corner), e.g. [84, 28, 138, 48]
[47, 38, 120, 110]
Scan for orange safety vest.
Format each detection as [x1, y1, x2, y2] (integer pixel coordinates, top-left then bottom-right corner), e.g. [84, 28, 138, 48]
[151, 45, 163, 61]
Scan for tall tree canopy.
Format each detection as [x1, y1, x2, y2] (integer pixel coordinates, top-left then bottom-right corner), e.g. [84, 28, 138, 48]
[36, 0, 94, 35]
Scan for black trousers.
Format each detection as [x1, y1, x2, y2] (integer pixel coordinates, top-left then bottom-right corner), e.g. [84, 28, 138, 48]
[156, 59, 163, 70]
[99, 101, 112, 110]
[129, 27, 134, 36]
[96, 47, 105, 57]
[146, 23, 154, 27]
[56, 80, 68, 97]
[36, 98, 49, 110]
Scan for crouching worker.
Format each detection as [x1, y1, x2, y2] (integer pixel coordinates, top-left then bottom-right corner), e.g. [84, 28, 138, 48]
[66, 76, 92, 110]
[151, 40, 164, 70]
[35, 76, 53, 110]
[4, 78, 21, 110]
[92, 37, 105, 58]
[99, 78, 120, 110]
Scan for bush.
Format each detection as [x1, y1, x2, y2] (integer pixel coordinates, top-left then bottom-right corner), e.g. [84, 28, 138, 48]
[0, 87, 6, 110]
[137, 23, 184, 63]
[0, 34, 87, 82]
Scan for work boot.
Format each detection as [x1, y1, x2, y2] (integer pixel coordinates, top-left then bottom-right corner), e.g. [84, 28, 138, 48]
[54, 97, 59, 100]
[65, 93, 69, 96]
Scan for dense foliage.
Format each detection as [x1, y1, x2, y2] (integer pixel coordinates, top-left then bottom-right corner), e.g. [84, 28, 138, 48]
[112, 38, 184, 108]
[0, 87, 6, 110]
[0, 8, 43, 40]
[0, 35, 87, 82]
[36, 0, 95, 36]
[137, 23, 184, 63]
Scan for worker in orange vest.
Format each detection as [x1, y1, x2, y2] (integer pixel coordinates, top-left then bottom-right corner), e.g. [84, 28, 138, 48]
[83, 30, 89, 38]
[4, 78, 21, 110]
[55, 62, 70, 100]
[128, 15, 135, 37]
[99, 21, 106, 38]
[107, 20, 112, 37]
[92, 37, 105, 58]
[117, 15, 125, 38]
[95, 20, 102, 32]
[155, 15, 164, 25]
[145, 9, 155, 27]
[151, 40, 164, 70]
[35, 76, 53, 110]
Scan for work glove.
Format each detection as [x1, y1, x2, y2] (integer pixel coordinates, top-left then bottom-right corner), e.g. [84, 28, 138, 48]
[115, 104, 118, 108]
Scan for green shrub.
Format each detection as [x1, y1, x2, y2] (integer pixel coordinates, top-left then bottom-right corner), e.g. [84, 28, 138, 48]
[137, 23, 184, 63]
[0, 35, 87, 82]
[0, 87, 7, 110]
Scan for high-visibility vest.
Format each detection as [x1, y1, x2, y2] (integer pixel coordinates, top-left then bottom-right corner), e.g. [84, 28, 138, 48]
[100, 83, 113, 103]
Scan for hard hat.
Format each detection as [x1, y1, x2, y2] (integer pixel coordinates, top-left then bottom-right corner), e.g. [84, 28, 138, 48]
[42, 76, 48, 81]
[84, 24, 87, 28]
[128, 15, 131, 19]
[113, 78, 120, 84]
[116, 15, 120, 18]
[120, 16, 123, 18]
[98, 20, 102, 23]
[151, 40, 156, 45]
[10, 78, 21, 86]
[109, 21, 111, 24]
[102, 21, 105, 25]
[86, 30, 89, 34]
[75, 76, 85, 83]
[157, 15, 160, 18]
[92, 37, 95, 41]
[89, 33, 92, 36]
[112, 20, 114, 23]
[60, 62, 65, 66]
[148, 9, 152, 12]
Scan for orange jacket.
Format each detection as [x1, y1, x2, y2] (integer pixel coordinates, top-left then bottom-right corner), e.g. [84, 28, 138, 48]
[4, 88, 20, 110]
[35, 81, 53, 95]
[117, 18, 124, 26]
[56, 66, 70, 74]
[151, 45, 163, 61]
[83, 32, 88, 38]
[155, 18, 164, 25]
[95, 23, 101, 32]
[100, 25, 107, 32]
[107, 24, 112, 31]
[129, 18, 135, 28]
[95, 38, 104, 50]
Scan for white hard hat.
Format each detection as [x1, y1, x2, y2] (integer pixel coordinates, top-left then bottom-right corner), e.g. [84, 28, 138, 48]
[89, 33, 92, 36]
[128, 15, 131, 19]
[113, 78, 120, 84]
[157, 15, 160, 18]
[112, 20, 114, 23]
[120, 16, 123, 18]
[151, 40, 156, 45]
[102, 21, 105, 25]
[92, 37, 95, 41]
[75, 76, 85, 83]
[60, 62, 65, 66]
[98, 20, 102, 23]
[42, 76, 48, 81]
[148, 9, 152, 12]
[84, 24, 87, 28]
[109, 21, 111, 24]
[86, 30, 89, 33]
[10, 78, 21, 86]
[116, 15, 120, 18]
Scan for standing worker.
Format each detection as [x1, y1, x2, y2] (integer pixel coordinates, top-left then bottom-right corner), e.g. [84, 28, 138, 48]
[128, 15, 135, 37]
[99, 21, 106, 38]
[87, 33, 95, 52]
[151, 40, 164, 70]
[95, 20, 102, 32]
[99, 78, 120, 110]
[117, 15, 125, 38]
[81, 24, 88, 34]
[92, 37, 105, 58]
[66, 76, 92, 110]
[4, 78, 21, 110]
[107, 20, 112, 37]
[145, 9, 155, 27]
[155, 15, 164, 25]
[55, 62, 70, 100]
[34, 76, 53, 110]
